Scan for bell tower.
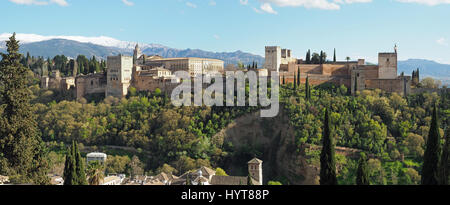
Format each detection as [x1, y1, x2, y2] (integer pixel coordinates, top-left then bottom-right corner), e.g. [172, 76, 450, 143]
[133, 44, 142, 65]
[248, 158, 263, 185]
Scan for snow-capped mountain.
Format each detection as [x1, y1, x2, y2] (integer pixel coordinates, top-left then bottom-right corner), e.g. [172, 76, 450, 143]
[0, 33, 166, 50]
[0, 33, 265, 66]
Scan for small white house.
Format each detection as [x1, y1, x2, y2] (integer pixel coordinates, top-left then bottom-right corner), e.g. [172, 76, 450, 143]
[86, 152, 107, 164]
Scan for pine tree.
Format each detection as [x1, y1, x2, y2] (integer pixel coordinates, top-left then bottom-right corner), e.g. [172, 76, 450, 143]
[356, 153, 370, 185]
[247, 173, 254, 185]
[0, 33, 49, 184]
[333, 48, 336, 63]
[320, 108, 337, 185]
[421, 105, 441, 185]
[440, 128, 449, 185]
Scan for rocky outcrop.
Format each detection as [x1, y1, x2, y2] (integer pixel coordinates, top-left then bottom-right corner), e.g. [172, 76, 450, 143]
[213, 108, 319, 185]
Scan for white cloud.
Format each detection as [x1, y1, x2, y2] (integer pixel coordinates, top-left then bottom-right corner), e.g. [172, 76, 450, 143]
[396, 0, 450, 6]
[437, 37, 448, 46]
[209, 0, 216, 6]
[186, 2, 197, 8]
[213, 34, 220, 40]
[9, 0, 68, 6]
[260, 3, 278, 14]
[240, 0, 249, 5]
[253, 7, 263, 13]
[256, 0, 372, 11]
[122, 0, 134, 6]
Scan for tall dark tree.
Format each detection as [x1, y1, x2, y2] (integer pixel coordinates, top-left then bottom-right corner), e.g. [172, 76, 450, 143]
[294, 75, 297, 90]
[63, 143, 76, 185]
[297, 68, 301, 87]
[320, 51, 324, 64]
[282, 75, 285, 85]
[74, 142, 87, 185]
[421, 105, 441, 185]
[356, 153, 370, 185]
[333, 48, 336, 63]
[305, 76, 310, 100]
[306, 50, 311, 64]
[63, 141, 87, 185]
[247, 173, 254, 185]
[0, 33, 49, 184]
[440, 128, 449, 185]
[320, 108, 337, 185]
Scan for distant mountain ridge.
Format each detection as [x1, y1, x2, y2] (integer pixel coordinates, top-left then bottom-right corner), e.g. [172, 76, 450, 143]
[0, 34, 264, 65]
[398, 59, 450, 85]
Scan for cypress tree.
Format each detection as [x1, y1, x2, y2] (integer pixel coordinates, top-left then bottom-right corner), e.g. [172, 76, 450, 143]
[440, 129, 449, 185]
[320, 51, 324, 64]
[297, 68, 301, 87]
[306, 50, 311, 64]
[0, 33, 49, 184]
[416, 68, 420, 82]
[63, 143, 76, 185]
[74, 142, 87, 185]
[421, 105, 441, 185]
[356, 153, 370, 185]
[320, 108, 337, 185]
[333, 48, 336, 63]
[305, 76, 310, 100]
[282, 75, 285, 85]
[247, 173, 254, 185]
[294, 75, 297, 90]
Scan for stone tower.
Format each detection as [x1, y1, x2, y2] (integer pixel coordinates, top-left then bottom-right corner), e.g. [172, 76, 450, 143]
[264, 46, 281, 72]
[133, 44, 142, 65]
[106, 55, 133, 98]
[378, 45, 398, 79]
[248, 158, 263, 185]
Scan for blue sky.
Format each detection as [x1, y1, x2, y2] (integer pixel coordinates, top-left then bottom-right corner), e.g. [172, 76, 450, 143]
[1, 0, 450, 63]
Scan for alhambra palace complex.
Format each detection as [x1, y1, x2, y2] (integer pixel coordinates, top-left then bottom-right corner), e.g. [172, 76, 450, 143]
[41, 44, 411, 100]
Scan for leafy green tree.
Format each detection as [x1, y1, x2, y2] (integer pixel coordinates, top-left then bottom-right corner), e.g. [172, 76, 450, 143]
[356, 153, 370, 185]
[320, 108, 337, 185]
[311, 53, 320, 64]
[215, 168, 228, 176]
[0, 33, 49, 184]
[421, 105, 441, 185]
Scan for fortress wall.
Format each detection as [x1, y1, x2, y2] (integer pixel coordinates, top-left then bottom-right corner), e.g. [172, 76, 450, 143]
[322, 64, 349, 76]
[365, 78, 406, 95]
[296, 64, 322, 74]
[362, 65, 379, 79]
[76, 74, 107, 100]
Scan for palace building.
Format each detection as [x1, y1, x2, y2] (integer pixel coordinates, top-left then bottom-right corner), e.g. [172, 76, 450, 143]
[269, 45, 411, 95]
